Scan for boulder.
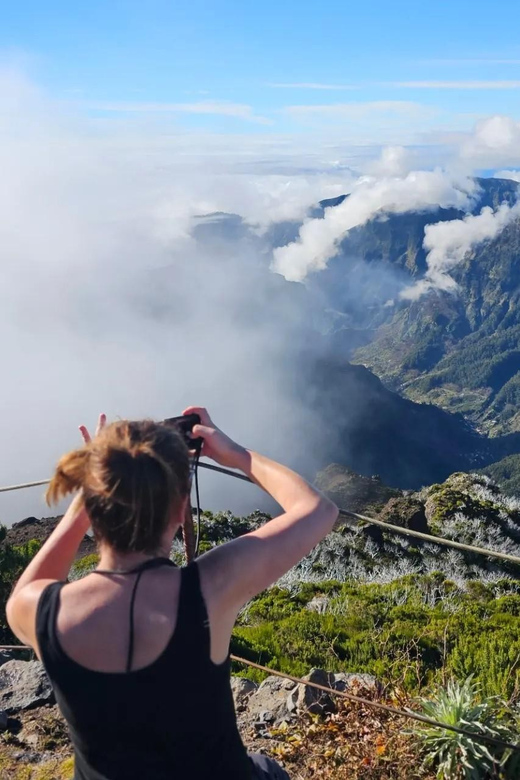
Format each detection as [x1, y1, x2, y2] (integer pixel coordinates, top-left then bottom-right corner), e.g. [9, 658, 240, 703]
[378, 497, 428, 533]
[0, 711, 7, 731]
[0, 661, 54, 714]
[230, 677, 258, 710]
[245, 675, 296, 726]
[239, 669, 383, 729]
[290, 670, 382, 716]
[290, 668, 335, 715]
[332, 672, 381, 694]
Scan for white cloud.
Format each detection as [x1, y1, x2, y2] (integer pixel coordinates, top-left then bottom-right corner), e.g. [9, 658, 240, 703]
[272, 171, 477, 282]
[5, 66, 520, 524]
[391, 81, 520, 89]
[365, 146, 415, 177]
[267, 83, 358, 90]
[494, 170, 520, 182]
[0, 69, 347, 523]
[460, 116, 520, 164]
[86, 100, 273, 124]
[402, 202, 520, 300]
[284, 100, 437, 120]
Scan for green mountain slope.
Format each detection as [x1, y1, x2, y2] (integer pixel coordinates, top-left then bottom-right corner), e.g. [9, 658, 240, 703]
[311, 177, 520, 437]
[354, 217, 520, 435]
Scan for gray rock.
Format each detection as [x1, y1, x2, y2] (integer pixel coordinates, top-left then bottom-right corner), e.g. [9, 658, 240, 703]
[290, 670, 382, 717]
[12, 750, 43, 764]
[0, 710, 8, 731]
[246, 675, 296, 726]
[230, 676, 258, 710]
[0, 661, 54, 714]
[294, 669, 335, 715]
[239, 668, 383, 730]
[333, 672, 381, 694]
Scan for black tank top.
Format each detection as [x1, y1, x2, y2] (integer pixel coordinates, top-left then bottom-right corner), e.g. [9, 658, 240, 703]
[36, 559, 252, 780]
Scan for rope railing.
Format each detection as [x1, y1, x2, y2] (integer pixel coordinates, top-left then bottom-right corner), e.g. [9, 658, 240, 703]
[199, 463, 520, 566]
[0, 478, 51, 493]
[1, 642, 519, 753]
[2, 464, 520, 566]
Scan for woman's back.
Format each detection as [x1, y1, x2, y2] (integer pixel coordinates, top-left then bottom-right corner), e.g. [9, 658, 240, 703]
[36, 560, 252, 780]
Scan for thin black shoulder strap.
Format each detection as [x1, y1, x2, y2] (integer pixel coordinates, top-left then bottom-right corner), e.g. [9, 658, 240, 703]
[127, 568, 146, 673]
[123, 558, 176, 673]
[35, 581, 67, 669]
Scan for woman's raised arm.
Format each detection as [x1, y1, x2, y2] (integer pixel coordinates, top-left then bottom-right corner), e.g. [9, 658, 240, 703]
[6, 415, 105, 648]
[184, 407, 338, 614]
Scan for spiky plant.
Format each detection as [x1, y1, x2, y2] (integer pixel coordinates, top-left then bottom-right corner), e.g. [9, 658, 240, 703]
[413, 678, 518, 779]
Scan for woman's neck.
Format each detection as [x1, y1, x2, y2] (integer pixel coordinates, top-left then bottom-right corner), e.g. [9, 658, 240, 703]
[96, 546, 168, 573]
[95, 522, 181, 572]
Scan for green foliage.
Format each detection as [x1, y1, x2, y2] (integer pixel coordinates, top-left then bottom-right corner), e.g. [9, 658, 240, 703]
[233, 576, 520, 698]
[414, 678, 520, 779]
[402, 336, 444, 372]
[448, 630, 520, 701]
[195, 509, 270, 548]
[0, 527, 41, 644]
[425, 481, 504, 533]
[69, 554, 99, 581]
[481, 455, 520, 498]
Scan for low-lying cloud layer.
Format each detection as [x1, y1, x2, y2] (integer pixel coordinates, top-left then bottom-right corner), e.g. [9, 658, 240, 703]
[272, 171, 478, 282]
[0, 72, 347, 523]
[2, 68, 520, 524]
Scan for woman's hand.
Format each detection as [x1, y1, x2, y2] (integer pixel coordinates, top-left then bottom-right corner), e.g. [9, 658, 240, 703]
[182, 406, 248, 470]
[79, 413, 107, 445]
[73, 414, 106, 529]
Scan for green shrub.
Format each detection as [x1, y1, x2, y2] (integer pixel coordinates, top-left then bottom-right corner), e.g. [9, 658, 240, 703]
[0, 529, 41, 643]
[69, 554, 100, 581]
[233, 576, 520, 696]
[413, 678, 520, 780]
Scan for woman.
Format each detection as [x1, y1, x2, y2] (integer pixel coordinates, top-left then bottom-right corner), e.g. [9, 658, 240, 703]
[7, 407, 338, 780]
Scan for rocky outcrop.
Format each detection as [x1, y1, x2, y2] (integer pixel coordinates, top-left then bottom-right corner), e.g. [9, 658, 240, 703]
[315, 464, 400, 516]
[242, 675, 295, 728]
[378, 497, 428, 533]
[0, 661, 54, 714]
[230, 676, 258, 710]
[4, 516, 96, 560]
[0, 664, 381, 769]
[232, 669, 381, 729]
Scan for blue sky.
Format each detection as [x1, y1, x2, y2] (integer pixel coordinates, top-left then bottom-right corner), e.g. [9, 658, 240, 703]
[3, 0, 520, 138]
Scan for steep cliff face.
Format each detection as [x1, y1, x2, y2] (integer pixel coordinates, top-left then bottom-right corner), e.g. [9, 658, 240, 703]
[304, 358, 520, 489]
